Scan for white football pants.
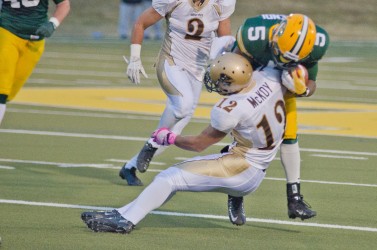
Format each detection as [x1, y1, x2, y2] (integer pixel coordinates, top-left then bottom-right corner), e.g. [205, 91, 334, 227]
[125, 60, 203, 169]
[118, 153, 266, 224]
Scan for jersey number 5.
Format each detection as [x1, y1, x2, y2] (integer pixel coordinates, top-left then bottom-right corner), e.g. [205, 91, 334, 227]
[248, 26, 266, 41]
[4, 0, 40, 8]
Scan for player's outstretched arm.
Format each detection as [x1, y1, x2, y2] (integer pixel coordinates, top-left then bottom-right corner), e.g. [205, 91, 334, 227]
[175, 125, 227, 152]
[152, 125, 227, 152]
[125, 7, 162, 84]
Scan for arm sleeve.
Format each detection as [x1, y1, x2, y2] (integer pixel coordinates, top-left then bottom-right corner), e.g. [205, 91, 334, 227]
[153, 0, 175, 17]
[218, 0, 236, 20]
[210, 105, 239, 134]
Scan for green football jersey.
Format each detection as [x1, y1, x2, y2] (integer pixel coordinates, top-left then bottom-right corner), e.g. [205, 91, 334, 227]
[0, 0, 65, 40]
[236, 14, 330, 81]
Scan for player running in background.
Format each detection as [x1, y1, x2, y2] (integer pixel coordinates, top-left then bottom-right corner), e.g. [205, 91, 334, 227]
[209, 13, 330, 223]
[119, 0, 236, 186]
[81, 53, 288, 234]
[0, 0, 70, 126]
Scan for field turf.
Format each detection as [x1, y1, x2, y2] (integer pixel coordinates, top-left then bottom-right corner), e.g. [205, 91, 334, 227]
[0, 38, 376, 249]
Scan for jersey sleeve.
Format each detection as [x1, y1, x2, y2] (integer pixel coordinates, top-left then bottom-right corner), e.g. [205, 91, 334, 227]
[313, 25, 330, 61]
[305, 62, 318, 81]
[303, 25, 330, 81]
[210, 103, 239, 134]
[152, 0, 176, 17]
[218, 0, 236, 20]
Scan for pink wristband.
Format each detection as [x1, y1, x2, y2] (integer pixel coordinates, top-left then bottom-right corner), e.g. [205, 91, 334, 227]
[167, 132, 177, 145]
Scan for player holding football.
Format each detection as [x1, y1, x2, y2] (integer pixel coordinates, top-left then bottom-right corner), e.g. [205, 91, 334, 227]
[82, 53, 288, 234]
[119, 0, 236, 186]
[0, 0, 70, 126]
[209, 13, 330, 224]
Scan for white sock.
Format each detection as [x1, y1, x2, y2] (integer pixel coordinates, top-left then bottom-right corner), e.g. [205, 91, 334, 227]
[124, 155, 137, 169]
[0, 104, 6, 125]
[118, 176, 173, 224]
[280, 142, 301, 183]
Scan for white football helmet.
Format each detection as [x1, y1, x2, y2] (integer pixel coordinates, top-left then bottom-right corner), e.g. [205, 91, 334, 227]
[204, 53, 253, 95]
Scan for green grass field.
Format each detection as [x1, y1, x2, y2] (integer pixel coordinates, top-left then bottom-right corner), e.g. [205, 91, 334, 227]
[1, 37, 377, 249]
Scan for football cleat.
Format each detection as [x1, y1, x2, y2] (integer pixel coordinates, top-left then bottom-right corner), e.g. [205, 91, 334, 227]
[288, 195, 317, 220]
[81, 209, 122, 224]
[119, 166, 143, 186]
[228, 195, 246, 226]
[86, 217, 135, 234]
[136, 141, 158, 173]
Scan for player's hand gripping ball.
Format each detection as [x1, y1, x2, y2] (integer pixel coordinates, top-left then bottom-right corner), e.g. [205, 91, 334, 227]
[282, 64, 309, 96]
[291, 64, 308, 84]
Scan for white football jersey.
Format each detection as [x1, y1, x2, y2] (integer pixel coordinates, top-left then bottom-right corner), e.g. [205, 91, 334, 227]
[153, 0, 236, 80]
[211, 67, 287, 170]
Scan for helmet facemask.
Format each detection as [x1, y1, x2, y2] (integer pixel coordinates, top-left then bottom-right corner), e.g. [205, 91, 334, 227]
[205, 73, 237, 96]
[271, 39, 300, 70]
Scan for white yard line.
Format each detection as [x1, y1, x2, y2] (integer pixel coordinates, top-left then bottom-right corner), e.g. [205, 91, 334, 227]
[0, 199, 376, 233]
[0, 158, 376, 188]
[300, 148, 377, 156]
[0, 129, 148, 142]
[311, 154, 368, 160]
[0, 165, 15, 169]
[6, 108, 208, 123]
[264, 177, 377, 188]
[1, 128, 377, 152]
[106, 158, 167, 166]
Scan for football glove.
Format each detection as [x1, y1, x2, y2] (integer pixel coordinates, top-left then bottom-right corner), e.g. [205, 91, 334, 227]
[152, 128, 177, 146]
[35, 21, 56, 38]
[125, 56, 148, 84]
[281, 66, 309, 96]
[124, 44, 148, 85]
[209, 36, 236, 60]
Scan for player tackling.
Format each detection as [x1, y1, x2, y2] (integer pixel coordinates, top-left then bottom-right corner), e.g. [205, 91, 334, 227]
[209, 13, 330, 224]
[81, 52, 289, 234]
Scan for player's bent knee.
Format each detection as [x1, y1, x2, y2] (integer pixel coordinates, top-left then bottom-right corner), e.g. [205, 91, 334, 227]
[172, 105, 194, 120]
[156, 167, 186, 191]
